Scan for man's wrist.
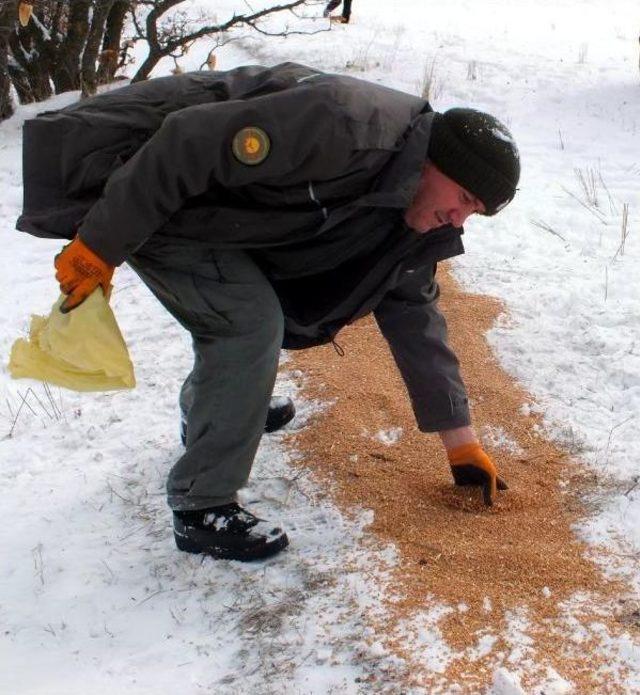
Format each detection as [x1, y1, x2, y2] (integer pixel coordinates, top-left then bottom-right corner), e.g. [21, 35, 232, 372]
[438, 425, 479, 451]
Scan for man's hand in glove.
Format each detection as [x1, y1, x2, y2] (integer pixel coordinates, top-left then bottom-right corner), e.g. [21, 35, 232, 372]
[54, 237, 114, 313]
[447, 442, 508, 507]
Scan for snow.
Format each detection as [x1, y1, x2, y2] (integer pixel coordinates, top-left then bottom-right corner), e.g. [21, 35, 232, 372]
[490, 125, 518, 148]
[374, 426, 403, 445]
[480, 424, 524, 455]
[2, 0, 640, 692]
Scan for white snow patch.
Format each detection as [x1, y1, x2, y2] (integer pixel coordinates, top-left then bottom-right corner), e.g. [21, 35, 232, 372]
[480, 425, 524, 455]
[490, 668, 527, 695]
[374, 427, 404, 446]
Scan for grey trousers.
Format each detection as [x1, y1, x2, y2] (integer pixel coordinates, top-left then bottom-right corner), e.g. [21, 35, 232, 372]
[128, 238, 284, 511]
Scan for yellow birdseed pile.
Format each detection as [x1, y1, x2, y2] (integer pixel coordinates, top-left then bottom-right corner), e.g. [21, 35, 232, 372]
[287, 264, 637, 692]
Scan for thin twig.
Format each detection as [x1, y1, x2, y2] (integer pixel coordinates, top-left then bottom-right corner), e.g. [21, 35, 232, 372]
[624, 477, 640, 497]
[118, 523, 151, 541]
[603, 415, 635, 466]
[106, 480, 134, 504]
[244, 18, 331, 38]
[136, 588, 170, 606]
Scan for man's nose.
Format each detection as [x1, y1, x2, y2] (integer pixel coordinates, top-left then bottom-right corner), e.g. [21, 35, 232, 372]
[449, 208, 472, 227]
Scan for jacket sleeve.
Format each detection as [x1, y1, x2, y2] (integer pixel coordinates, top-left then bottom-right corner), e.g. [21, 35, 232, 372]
[78, 87, 364, 265]
[373, 263, 471, 432]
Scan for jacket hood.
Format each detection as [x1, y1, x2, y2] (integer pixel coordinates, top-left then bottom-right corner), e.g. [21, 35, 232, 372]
[355, 110, 436, 211]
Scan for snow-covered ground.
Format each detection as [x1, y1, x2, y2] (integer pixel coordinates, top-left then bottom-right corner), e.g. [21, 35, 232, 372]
[1, 0, 639, 692]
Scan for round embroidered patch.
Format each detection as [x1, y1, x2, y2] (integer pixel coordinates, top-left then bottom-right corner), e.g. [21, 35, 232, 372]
[231, 127, 271, 165]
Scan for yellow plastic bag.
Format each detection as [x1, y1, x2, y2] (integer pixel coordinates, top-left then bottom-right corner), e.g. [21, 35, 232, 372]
[9, 289, 135, 392]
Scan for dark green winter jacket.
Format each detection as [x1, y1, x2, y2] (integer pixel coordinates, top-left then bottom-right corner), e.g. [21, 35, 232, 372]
[17, 62, 470, 431]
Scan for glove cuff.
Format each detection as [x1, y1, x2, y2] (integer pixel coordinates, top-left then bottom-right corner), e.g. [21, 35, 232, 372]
[447, 442, 483, 464]
[75, 235, 111, 270]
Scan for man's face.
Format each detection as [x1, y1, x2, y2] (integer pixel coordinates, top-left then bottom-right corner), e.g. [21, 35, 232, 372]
[404, 163, 485, 233]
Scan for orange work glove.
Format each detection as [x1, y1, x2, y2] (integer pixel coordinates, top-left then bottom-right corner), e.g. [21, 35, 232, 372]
[447, 442, 508, 507]
[54, 237, 114, 314]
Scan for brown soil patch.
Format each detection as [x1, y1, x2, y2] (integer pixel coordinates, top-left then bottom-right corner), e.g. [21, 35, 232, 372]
[286, 263, 636, 692]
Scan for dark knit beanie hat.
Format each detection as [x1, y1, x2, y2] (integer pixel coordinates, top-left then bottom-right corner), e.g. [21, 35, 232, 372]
[428, 108, 520, 215]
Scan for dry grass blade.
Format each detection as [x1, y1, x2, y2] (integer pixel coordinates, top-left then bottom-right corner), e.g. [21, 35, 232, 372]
[561, 185, 607, 223]
[598, 170, 618, 215]
[611, 203, 630, 262]
[238, 589, 306, 634]
[32, 543, 45, 585]
[531, 218, 567, 242]
[575, 166, 599, 208]
[8, 389, 39, 437]
[420, 56, 440, 102]
[6, 384, 66, 437]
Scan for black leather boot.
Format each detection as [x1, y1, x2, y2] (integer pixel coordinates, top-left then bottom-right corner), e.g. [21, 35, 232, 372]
[264, 396, 296, 433]
[173, 503, 289, 561]
[180, 397, 295, 446]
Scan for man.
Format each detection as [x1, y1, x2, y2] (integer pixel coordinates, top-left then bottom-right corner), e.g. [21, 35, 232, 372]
[323, 0, 352, 23]
[19, 62, 519, 562]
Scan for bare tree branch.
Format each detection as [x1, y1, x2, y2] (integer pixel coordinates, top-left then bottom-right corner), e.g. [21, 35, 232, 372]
[131, 0, 319, 82]
[243, 18, 330, 38]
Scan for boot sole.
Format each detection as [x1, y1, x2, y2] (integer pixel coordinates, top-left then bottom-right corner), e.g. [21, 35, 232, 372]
[174, 531, 289, 561]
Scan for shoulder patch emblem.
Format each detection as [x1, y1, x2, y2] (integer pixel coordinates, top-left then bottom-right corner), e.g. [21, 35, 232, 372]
[232, 127, 270, 165]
